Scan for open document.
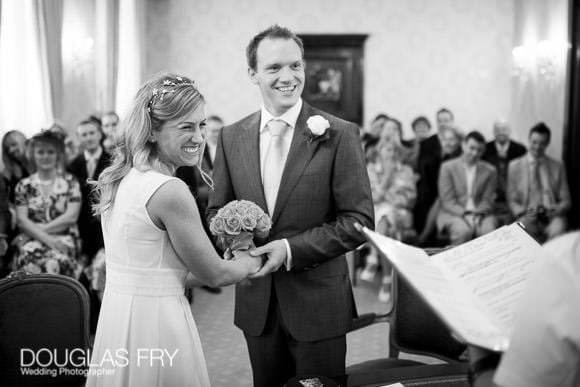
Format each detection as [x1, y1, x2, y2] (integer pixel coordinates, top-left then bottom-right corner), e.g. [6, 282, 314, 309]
[360, 223, 540, 352]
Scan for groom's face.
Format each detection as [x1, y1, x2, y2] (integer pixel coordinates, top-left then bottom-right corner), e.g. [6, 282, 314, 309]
[249, 37, 305, 116]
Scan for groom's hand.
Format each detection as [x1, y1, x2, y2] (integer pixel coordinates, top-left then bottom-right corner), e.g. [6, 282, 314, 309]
[248, 240, 287, 278]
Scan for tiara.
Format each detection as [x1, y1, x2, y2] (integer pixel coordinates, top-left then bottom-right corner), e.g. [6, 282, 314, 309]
[147, 76, 197, 113]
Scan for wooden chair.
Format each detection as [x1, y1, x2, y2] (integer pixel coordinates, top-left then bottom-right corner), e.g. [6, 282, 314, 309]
[0, 273, 91, 386]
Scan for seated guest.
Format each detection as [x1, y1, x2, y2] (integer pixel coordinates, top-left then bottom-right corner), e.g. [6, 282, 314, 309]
[416, 126, 464, 245]
[437, 131, 497, 246]
[1, 130, 31, 204]
[507, 122, 570, 243]
[360, 138, 417, 302]
[0, 177, 10, 276]
[101, 111, 120, 153]
[408, 115, 433, 170]
[68, 118, 112, 262]
[468, 231, 580, 387]
[361, 113, 389, 160]
[12, 130, 81, 277]
[414, 107, 455, 236]
[482, 120, 526, 224]
[49, 122, 79, 163]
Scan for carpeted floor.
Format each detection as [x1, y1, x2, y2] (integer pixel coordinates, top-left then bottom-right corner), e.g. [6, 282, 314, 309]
[190, 274, 438, 387]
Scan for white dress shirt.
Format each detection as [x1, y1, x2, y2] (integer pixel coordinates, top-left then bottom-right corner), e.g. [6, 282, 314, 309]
[464, 162, 477, 212]
[258, 98, 303, 269]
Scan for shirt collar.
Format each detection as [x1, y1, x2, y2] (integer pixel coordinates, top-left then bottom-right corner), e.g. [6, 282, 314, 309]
[259, 98, 303, 133]
[527, 153, 544, 165]
[84, 146, 102, 162]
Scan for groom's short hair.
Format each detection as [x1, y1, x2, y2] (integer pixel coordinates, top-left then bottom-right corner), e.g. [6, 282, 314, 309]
[246, 25, 304, 71]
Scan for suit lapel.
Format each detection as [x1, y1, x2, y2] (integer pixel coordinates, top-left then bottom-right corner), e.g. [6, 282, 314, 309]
[239, 112, 268, 211]
[272, 102, 319, 223]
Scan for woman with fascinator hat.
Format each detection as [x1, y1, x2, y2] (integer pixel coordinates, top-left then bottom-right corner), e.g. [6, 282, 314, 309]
[86, 73, 262, 387]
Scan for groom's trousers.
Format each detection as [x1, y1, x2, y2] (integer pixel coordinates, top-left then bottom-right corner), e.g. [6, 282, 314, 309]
[243, 284, 346, 387]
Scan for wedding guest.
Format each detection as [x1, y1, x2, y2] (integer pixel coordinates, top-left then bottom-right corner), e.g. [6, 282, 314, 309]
[0, 177, 10, 276]
[407, 115, 433, 170]
[468, 231, 580, 387]
[437, 131, 497, 245]
[482, 120, 526, 225]
[87, 73, 260, 387]
[12, 130, 81, 277]
[1, 130, 31, 203]
[414, 107, 455, 235]
[416, 125, 464, 245]
[360, 138, 417, 302]
[208, 25, 374, 387]
[101, 111, 120, 153]
[362, 113, 389, 159]
[507, 122, 570, 243]
[68, 118, 112, 261]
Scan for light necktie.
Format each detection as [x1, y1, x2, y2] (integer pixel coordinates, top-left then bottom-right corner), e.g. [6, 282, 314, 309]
[87, 158, 96, 179]
[529, 160, 543, 207]
[263, 119, 288, 215]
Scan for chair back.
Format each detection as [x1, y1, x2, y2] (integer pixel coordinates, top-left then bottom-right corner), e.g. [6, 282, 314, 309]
[0, 273, 90, 386]
[389, 248, 466, 362]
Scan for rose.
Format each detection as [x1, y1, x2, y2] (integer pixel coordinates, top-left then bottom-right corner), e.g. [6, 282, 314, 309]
[255, 214, 272, 238]
[210, 216, 226, 235]
[224, 216, 242, 235]
[306, 115, 330, 136]
[241, 215, 257, 231]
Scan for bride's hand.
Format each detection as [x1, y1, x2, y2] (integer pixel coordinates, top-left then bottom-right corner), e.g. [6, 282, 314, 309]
[232, 249, 263, 276]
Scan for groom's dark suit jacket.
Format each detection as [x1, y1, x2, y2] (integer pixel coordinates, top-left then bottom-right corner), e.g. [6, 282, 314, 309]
[207, 102, 374, 341]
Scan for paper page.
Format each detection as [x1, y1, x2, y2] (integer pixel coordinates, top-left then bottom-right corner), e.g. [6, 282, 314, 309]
[364, 229, 505, 350]
[433, 224, 539, 340]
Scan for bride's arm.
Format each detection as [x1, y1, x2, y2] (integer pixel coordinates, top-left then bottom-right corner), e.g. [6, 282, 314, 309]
[147, 179, 261, 287]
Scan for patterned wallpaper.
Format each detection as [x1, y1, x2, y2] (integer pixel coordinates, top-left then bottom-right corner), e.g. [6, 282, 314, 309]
[144, 0, 515, 142]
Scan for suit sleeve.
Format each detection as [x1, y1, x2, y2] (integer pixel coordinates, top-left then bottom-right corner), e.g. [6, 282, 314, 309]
[555, 163, 571, 215]
[206, 127, 235, 238]
[475, 167, 497, 214]
[438, 162, 465, 216]
[287, 125, 374, 270]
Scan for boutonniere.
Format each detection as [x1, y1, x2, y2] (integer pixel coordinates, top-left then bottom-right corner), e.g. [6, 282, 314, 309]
[305, 115, 330, 143]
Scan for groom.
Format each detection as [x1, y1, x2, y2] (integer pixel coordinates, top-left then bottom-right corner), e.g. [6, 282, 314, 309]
[207, 25, 374, 386]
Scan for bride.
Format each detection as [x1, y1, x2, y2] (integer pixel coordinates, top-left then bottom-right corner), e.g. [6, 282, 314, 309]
[86, 73, 262, 387]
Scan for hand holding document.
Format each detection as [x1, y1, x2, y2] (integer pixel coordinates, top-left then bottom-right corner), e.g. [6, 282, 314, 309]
[360, 223, 540, 352]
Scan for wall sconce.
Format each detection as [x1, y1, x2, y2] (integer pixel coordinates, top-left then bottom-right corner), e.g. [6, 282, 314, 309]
[512, 40, 565, 81]
[536, 40, 556, 80]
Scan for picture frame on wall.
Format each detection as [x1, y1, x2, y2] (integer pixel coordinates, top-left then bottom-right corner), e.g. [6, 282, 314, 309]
[299, 34, 367, 126]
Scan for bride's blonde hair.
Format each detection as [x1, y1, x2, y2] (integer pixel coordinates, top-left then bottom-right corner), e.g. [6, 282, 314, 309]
[92, 72, 211, 216]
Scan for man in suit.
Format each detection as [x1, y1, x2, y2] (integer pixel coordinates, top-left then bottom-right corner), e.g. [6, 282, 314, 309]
[437, 131, 497, 245]
[207, 25, 374, 387]
[414, 107, 455, 234]
[507, 122, 570, 242]
[482, 120, 527, 224]
[68, 118, 111, 261]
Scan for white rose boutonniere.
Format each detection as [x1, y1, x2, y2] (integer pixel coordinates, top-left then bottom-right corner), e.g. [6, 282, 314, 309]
[305, 115, 330, 142]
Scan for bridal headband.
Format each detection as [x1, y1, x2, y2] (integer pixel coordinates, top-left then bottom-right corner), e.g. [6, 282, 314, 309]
[147, 76, 197, 114]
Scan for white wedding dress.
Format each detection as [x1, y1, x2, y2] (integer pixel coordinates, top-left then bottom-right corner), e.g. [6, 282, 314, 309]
[86, 168, 210, 387]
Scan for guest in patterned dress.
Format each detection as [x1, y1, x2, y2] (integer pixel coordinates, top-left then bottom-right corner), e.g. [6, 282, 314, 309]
[11, 130, 81, 278]
[361, 138, 418, 302]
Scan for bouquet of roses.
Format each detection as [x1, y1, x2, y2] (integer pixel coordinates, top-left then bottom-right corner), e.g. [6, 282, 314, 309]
[209, 200, 272, 260]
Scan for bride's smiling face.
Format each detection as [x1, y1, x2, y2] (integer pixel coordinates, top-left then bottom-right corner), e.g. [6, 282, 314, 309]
[153, 104, 207, 169]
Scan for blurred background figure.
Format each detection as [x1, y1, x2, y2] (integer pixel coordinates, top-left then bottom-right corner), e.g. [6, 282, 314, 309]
[362, 113, 389, 160]
[437, 131, 497, 245]
[101, 111, 119, 153]
[2, 130, 31, 204]
[482, 120, 527, 225]
[67, 118, 111, 262]
[414, 124, 463, 245]
[360, 137, 417, 302]
[49, 122, 79, 164]
[408, 115, 432, 170]
[11, 130, 81, 278]
[507, 122, 570, 243]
